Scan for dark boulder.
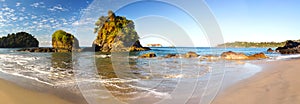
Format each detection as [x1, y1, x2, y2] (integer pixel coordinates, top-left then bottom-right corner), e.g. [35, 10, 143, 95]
[275, 40, 300, 54]
[267, 48, 274, 52]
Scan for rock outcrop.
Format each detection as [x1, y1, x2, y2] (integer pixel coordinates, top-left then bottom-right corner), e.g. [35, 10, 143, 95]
[93, 10, 150, 52]
[275, 40, 300, 54]
[0, 32, 39, 48]
[248, 52, 268, 59]
[139, 52, 157, 58]
[221, 51, 249, 60]
[165, 54, 180, 58]
[221, 51, 268, 60]
[17, 48, 55, 52]
[52, 30, 80, 52]
[163, 52, 199, 58]
[267, 48, 274, 52]
[184, 51, 199, 58]
[200, 55, 219, 61]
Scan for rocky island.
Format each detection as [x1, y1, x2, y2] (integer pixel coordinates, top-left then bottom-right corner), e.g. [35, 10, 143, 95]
[52, 30, 80, 52]
[91, 10, 150, 52]
[18, 30, 79, 52]
[0, 32, 39, 48]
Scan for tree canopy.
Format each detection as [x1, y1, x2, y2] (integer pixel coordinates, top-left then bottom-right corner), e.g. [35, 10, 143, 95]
[0, 32, 39, 48]
[52, 30, 79, 50]
[93, 10, 143, 52]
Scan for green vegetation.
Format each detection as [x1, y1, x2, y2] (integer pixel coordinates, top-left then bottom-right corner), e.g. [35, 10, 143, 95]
[0, 32, 39, 48]
[52, 30, 75, 44]
[217, 40, 300, 48]
[93, 10, 142, 52]
[52, 30, 79, 50]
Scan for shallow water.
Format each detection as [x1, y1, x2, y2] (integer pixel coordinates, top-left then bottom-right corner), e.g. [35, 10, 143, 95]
[0, 47, 295, 104]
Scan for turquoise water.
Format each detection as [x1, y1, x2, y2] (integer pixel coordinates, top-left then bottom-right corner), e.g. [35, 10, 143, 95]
[0, 47, 293, 104]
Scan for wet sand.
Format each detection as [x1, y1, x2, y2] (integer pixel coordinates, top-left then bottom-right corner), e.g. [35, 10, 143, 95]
[0, 79, 73, 104]
[212, 59, 300, 104]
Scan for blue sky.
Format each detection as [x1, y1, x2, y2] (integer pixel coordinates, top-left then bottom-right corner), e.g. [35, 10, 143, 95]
[0, 0, 92, 46]
[206, 0, 300, 42]
[1, 0, 300, 47]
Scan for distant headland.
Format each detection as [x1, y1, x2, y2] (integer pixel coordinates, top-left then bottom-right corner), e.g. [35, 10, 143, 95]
[217, 40, 300, 48]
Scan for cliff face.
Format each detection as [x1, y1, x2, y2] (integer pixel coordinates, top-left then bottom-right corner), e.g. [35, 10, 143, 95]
[93, 10, 150, 52]
[52, 30, 79, 52]
[0, 32, 39, 48]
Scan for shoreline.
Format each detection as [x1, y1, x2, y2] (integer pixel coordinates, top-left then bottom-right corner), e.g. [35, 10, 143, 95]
[0, 72, 88, 104]
[0, 78, 73, 104]
[212, 59, 300, 104]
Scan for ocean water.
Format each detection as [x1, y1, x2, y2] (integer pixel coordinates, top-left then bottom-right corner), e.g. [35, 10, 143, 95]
[0, 47, 295, 104]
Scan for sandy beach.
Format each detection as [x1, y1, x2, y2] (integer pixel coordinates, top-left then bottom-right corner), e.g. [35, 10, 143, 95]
[212, 59, 300, 104]
[0, 79, 73, 104]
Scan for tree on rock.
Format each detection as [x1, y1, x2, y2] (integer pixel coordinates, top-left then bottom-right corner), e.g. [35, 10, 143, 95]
[0, 32, 39, 48]
[52, 30, 79, 52]
[93, 10, 150, 52]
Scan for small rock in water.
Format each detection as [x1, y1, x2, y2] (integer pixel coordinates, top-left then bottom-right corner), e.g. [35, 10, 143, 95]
[200, 55, 220, 61]
[267, 48, 274, 52]
[184, 51, 199, 58]
[138, 52, 157, 58]
[221, 51, 268, 60]
[221, 51, 248, 60]
[68, 71, 74, 74]
[164, 54, 180, 58]
[248, 52, 268, 60]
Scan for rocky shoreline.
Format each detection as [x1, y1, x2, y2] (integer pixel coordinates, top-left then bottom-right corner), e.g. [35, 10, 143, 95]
[275, 40, 300, 54]
[139, 51, 269, 60]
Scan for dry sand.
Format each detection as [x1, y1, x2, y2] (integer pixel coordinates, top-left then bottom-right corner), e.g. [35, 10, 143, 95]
[0, 79, 73, 104]
[212, 59, 300, 104]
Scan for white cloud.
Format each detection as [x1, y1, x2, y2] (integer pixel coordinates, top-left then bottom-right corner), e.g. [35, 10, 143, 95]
[2, 7, 15, 12]
[32, 21, 38, 24]
[31, 15, 37, 19]
[0, 7, 18, 23]
[0, 0, 5, 2]
[24, 22, 29, 26]
[49, 18, 56, 23]
[72, 18, 94, 26]
[11, 17, 17, 21]
[48, 4, 68, 12]
[30, 2, 45, 8]
[0, 15, 6, 22]
[20, 7, 26, 12]
[16, 2, 21, 6]
[72, 21, 81, 26]
[19, 17, 24, 21]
